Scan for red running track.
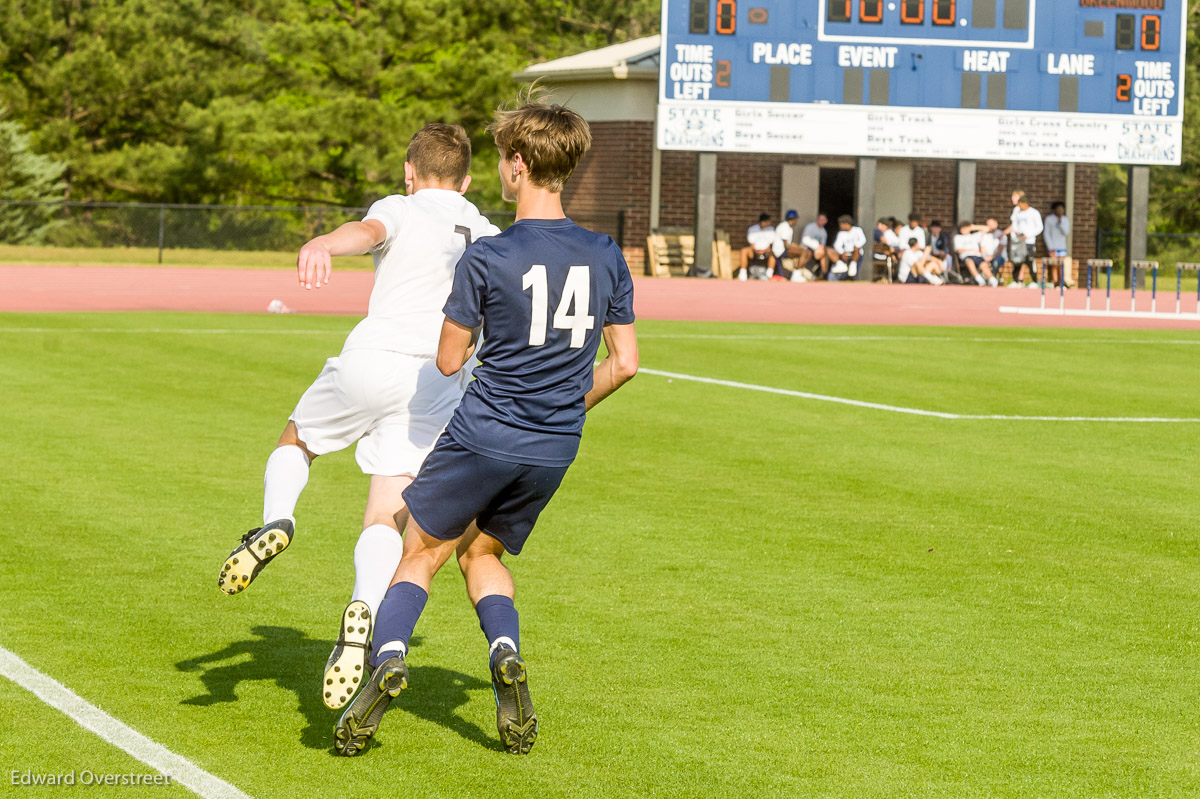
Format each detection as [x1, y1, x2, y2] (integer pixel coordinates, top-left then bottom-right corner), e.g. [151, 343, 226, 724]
[2, 264, 1199, 329]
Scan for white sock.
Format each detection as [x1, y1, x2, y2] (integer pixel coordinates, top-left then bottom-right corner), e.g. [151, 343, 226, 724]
[737, 268, 747, 281]
[262, 445, 310, 525]
[351, 524, 404, 618]
[377, 640, 406, 659]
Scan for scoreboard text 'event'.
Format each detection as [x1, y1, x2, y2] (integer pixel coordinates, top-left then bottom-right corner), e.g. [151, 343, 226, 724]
[658, 0, 1186, 164]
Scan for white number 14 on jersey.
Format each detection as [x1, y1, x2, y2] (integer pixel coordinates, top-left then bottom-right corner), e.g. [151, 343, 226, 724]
[521, 264, 595, 349]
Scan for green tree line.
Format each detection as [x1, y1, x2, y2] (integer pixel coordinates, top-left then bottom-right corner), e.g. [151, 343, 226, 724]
[0, 0, 658, 211]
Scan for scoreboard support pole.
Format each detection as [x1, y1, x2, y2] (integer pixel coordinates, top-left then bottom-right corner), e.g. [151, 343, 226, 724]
[855, 157, 876, 282]
[692, 152, 717, 278]
[1125, 165, 1150, 291]
[956, 161, 977, 230]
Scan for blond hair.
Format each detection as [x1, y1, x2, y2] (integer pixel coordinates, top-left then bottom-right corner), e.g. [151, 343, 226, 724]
[487, 86, 591, 193]
[406, 123, 472, 185]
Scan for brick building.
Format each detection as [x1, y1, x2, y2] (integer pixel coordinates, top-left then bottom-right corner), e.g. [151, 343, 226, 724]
[518, 36, 1098, 275]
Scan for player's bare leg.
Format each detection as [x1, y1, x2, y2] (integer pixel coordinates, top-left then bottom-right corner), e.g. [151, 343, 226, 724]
[218, 422, 315, 595]
[457, 530, 537, 754]
[324, 475, 411, 709]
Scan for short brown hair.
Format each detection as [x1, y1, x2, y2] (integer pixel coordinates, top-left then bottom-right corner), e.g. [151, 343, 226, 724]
[406, 123, 472, 185]
[487, 87, 591, 193]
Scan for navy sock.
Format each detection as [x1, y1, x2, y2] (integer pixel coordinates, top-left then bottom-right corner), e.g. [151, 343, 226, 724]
[370, 581, 428, 667]
[475, 594, 520, 667]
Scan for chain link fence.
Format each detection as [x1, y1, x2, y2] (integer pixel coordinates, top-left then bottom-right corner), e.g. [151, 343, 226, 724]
[0, 201, 625, 261]
[1097, 230, 1200, 276]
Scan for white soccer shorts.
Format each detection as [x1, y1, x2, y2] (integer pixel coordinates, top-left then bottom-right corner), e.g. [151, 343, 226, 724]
[289, 349, 467, 477]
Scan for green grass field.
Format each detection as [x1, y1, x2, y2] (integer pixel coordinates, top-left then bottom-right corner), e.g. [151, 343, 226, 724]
[1, 312, 1198, 798]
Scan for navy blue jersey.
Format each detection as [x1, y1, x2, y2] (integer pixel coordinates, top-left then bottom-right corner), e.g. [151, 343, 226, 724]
[442, 218, 635, 467]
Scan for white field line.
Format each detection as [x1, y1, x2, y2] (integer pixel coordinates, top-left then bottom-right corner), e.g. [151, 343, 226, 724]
[2, 328, 1200, 345]
[0, 644, 251, 799]
[642, 368, 1200, 423]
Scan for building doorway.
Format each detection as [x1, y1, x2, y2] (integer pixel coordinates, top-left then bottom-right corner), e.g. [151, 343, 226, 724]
[818, 167, 856, 242]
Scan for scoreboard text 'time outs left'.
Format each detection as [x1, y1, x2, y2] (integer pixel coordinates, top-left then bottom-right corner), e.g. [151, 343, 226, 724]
[658, 0, 1186, 165]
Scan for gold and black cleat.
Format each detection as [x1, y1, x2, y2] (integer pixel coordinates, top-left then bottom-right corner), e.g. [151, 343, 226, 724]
[218, 519, 293, 595]
[491, 649, 538, 755]
[334, 655, 408, 757]
[323, 600, 372, 710]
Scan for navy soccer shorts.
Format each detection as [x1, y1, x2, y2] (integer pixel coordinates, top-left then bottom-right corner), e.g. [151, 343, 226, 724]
[401, 432, 570, 555]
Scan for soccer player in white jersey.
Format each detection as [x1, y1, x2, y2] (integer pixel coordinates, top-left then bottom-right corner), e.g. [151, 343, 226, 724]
[216, 123, 500, 710]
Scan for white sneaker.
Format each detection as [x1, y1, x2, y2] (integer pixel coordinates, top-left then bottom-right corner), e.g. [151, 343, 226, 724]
[1028, 282, 1041, 290]
[927, 273, 944, 285]
[737, 268, 747, 282]
[989, 277, 999, 287]
[974, 274, 986, 286]
[1007, 281, 1024, 289]
[789, 270, 806, 283]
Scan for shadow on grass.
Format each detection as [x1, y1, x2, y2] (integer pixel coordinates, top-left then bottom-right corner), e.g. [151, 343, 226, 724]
[175, 626, 498, 752]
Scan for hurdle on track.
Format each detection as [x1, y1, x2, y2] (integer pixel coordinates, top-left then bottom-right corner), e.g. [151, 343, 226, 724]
[1001, 258, 1200, 321]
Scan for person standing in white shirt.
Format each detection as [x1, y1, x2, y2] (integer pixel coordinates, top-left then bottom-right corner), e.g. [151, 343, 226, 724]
[1004, 190, 1044, 288]
[1043, 201, 1073, 287]
[216, 123, 501, 711]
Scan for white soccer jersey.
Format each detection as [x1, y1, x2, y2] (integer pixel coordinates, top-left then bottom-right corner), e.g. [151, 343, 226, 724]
[342, 189, 500, 357]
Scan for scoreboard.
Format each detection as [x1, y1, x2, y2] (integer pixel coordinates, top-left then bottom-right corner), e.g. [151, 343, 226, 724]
[657, 0, 1186, 164]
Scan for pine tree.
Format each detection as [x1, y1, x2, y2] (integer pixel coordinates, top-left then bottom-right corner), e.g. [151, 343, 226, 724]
[0, 113, 66, 243]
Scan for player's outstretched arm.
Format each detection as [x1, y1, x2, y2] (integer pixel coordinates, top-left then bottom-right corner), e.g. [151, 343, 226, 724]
[436, 317, 479, 376]
[296, 220, 387, 289]
[585, 323, 638, 412]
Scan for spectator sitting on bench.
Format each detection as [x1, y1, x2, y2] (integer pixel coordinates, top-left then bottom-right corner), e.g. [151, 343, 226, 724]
[903, 212, 927, 250]
[977, 218, 1007, 279]
[829, 215, 866, 282]
[955, 221, 999, 286]
[738, 212, 776, 281]
[877, 217, 901, 253]
[792, 212, 828, 275]
[897, 237, 943, 285]
[772, 209, 806, 281]
[928, 220, 954, 272]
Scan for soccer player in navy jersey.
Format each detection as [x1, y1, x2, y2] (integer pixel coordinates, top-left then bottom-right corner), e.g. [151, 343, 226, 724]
[334, 93, 639, 757]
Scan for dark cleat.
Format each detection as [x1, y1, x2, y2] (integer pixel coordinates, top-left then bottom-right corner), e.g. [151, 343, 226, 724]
[323, 600, 372, 709]
[334, 656, 407, 757]
[217, 519, 293, 595]
[491, 649, 537, 754]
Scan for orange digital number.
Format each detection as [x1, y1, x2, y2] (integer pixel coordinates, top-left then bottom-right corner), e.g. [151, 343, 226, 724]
[828, 0, 851, 22]
[716, 0, 736, 34]
[933, 0, 956, 26]
[859, 0, 883, 23]
[1141, 15, 1160, 50]
[716, 60, 731, 88]
[1116, 74, 1132, 102]
[901, 0, 924, 24]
